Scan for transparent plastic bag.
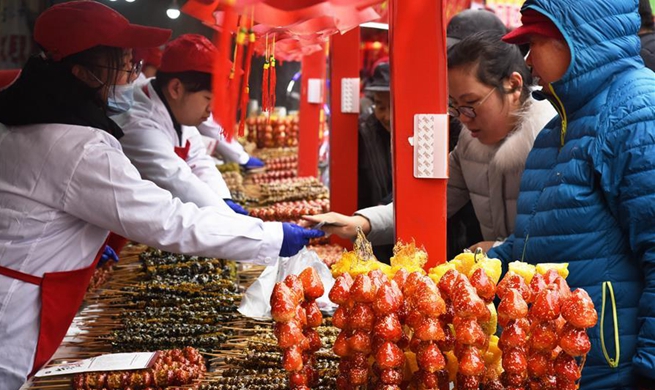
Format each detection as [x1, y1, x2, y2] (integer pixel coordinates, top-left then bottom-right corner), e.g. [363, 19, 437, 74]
[238, 248, 337, 319]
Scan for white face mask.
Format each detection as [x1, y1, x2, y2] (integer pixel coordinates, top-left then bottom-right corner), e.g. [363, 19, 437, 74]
[107, 83, 135, 115]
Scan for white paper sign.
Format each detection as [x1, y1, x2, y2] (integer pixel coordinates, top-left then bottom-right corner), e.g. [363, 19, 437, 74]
[341, 78, 360, 113]
[413, 113, 449, 179]
[35, 352, 157, 378]
[307, 78, 324, 104]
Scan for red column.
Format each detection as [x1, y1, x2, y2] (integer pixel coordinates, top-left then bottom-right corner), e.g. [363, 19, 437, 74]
[298, 47, 327, 177]
[390, 0, 448, 268]
[329, 28, 360, 249]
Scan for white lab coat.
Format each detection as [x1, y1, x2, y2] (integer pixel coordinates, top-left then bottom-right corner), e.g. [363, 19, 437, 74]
[0, 122, 283, 386]
[196, 117, 250, 165]
[113, 81, 233, 209]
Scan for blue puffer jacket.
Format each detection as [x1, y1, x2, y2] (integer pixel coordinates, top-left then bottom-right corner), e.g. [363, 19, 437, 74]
[487, 0, 655, 389]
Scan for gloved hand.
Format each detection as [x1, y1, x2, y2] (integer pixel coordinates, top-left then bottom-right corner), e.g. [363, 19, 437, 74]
[280, 222, 325, 257]
[241, 156, 265, 170]
[98, 245, 119, 267]
[225, 199, 248, 215]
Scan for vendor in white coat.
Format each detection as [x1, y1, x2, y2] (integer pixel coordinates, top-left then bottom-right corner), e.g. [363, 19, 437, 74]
[0, 2, 322, 387]
[113, 34, 247, 214]
[129, 43, 265, 171]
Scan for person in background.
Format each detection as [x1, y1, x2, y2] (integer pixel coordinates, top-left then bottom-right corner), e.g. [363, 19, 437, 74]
[357, 62, 394, 262]
[113, 34, 248, 215]
[639, 0, 655, 71]
[490, 0, 655, 388]
[358, 61, 392, 211]
[0, 3, 321, 386]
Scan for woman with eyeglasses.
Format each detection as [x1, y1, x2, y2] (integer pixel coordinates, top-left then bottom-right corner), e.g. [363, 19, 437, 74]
[303, 31, 555, 254]
[0, 2, 320, 387]
[445, 30, 556, 253]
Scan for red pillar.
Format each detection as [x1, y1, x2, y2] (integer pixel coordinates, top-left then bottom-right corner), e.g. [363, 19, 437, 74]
[329, 28, 360, 249]
[298, 47, 327, 177]
[390, 0, 448, 268]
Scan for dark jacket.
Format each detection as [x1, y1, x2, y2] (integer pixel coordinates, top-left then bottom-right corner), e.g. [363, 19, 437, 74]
[489, 0, 655, 388]
[640, 31, 655, 71]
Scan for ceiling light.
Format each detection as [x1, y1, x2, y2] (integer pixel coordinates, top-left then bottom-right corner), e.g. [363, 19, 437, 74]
[167, 0, 180, 19]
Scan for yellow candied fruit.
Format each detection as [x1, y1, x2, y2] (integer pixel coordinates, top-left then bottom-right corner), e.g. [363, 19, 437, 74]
[389, 240, 428, 277]
[508, 260, 537, 284]
[480, 302, 498, 336]
[452, 252, 476, 276]
[536, 262, 570, 279]
[484, 335, 502, 365]
[404, 351, 419, 375]
[428, 262, 458, 284]
[468, 256, 503, 285]
[444, 350, 458, 382]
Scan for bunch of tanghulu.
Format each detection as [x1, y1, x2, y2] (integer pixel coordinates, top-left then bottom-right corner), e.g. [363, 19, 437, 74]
[316, 230, 597, 390]
[270, 267, 326, 389]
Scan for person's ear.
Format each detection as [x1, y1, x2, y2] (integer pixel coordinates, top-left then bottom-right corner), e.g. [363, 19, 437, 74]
[507, 71, 523, 102]
[167, 78, 184, 100]
[71, 64, 100, 87]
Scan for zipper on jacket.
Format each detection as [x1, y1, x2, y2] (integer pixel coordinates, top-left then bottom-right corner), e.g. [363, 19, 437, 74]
[546, 84, 568, 149]
[600, 281, 620, 368]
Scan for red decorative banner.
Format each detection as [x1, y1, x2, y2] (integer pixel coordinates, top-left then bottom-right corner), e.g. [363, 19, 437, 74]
[485, 0, 522, 28]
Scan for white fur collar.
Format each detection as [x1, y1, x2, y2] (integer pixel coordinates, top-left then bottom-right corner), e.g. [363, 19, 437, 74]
[457, 98, 557, 172]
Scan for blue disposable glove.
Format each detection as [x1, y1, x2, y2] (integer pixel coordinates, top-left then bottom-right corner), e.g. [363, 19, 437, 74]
[225, 199, 248, 215]
[279, 222, 325, 257]
[241, 156, 265, 170]
[98, 245, 119, 267]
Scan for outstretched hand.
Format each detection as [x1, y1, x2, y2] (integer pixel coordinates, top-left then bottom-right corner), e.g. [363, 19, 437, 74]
[300, 212, 371, 241]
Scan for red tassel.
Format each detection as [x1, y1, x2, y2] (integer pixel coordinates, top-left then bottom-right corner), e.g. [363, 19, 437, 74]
[227, 26, 246, 139]
[269, 55, 276, 112]
[212, 1, 238, 141]
[238, 31, 256, 137]
[262, 60, 270, 114]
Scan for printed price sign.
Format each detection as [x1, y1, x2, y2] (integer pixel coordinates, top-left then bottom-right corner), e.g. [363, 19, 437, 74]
[35, 352, 157, 378]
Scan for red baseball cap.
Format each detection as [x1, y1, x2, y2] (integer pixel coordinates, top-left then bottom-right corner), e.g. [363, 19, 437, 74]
[159, 34, 216, 74]
[133, 46, 163, 68]
[502, 10, 564, 45]
[34, 1, 171, 61]
[0, 69, 20, 90]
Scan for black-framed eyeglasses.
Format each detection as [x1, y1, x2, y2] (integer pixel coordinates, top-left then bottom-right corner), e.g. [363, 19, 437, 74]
[448, 87, 496, 118]
[83, 60, 143, 84]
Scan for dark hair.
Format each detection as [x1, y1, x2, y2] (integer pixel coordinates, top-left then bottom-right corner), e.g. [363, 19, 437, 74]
[156, 71, 212, 93]
[640, 0, 654, 31]
[56, 45, 125, 107]
[448, 30, 533, 103]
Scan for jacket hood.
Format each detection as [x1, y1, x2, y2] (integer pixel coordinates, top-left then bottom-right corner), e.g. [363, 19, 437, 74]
[459, 97, 557, 173]
[524, 0, 642, 112]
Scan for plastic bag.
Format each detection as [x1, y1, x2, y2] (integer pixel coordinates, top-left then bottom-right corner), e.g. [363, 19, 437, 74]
[238, 248, 337, 319]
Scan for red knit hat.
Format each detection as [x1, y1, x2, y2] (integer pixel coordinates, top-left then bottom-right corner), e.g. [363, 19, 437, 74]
[502, 10, 565, 45]
[159, 34, 216, 74]
[34, 1, 171, 61]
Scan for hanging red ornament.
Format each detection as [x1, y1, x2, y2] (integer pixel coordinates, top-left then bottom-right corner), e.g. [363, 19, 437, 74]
[212, 0, 238, 140]
[238, 19, 256, 137]
[227, 21, 247, 139]
[269, 37, 277, 112]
